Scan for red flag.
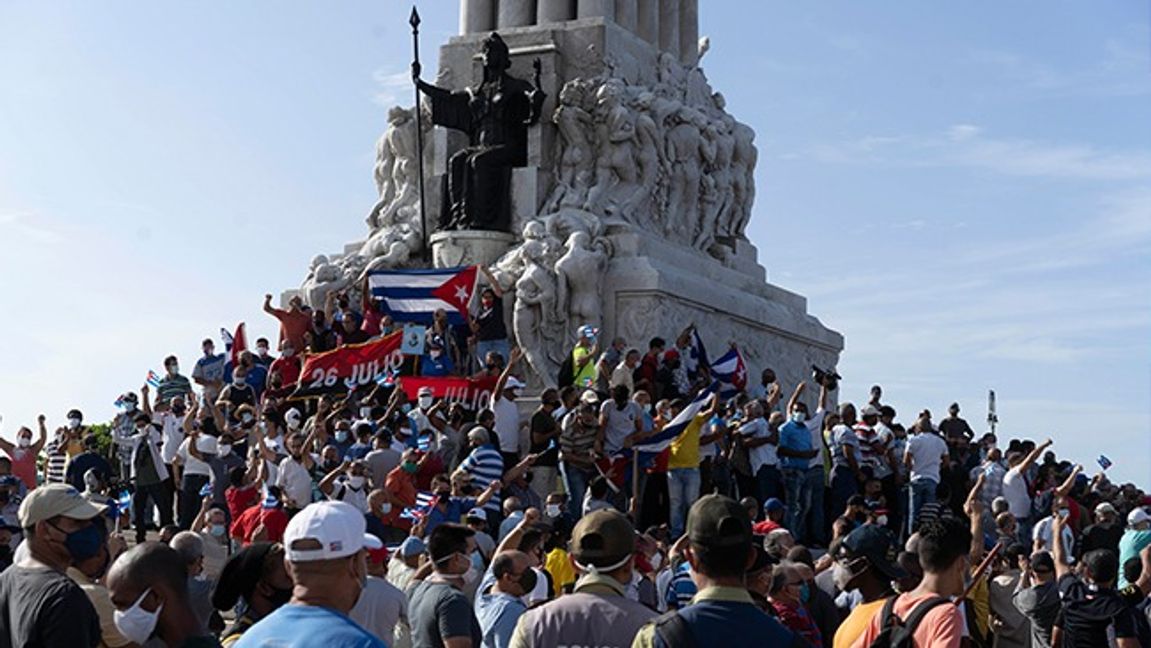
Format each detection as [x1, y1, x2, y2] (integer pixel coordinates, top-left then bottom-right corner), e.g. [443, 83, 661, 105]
[230, 322, 247, 367]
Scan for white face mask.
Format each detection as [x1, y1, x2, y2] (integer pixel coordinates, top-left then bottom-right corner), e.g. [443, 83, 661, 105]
[649, 552, 663, 571]
[168, 364, 179, 375]
[347, 475, 365, 489]
[17, 437, 31, 448]
[545, 503, 561, 518]
[218, 444, 232, 457]
[380, 502, 393, 514]
[418, 395, 434, 409]
[68, 417, 82, 429]
[257, 346, 269, 357]
[461, 564, 480, 585]
[831, 562, 853, 591]
[113, 588, 162, 645]
[360, 407, 372, 419]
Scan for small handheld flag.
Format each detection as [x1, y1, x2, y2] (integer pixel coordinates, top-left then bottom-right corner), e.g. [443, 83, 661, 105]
[1098, 455, 1113, 471]
[146, 370, 162, 388]
[199, 482, 213, 498]
[117, 491, 132, 514]
[400, 491, 437, 521]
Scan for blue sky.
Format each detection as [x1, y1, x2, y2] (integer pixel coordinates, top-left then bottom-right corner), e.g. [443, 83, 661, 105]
[1, 2, 1148, 485]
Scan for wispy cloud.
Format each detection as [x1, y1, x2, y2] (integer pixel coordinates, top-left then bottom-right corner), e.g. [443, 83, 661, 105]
[0, 208, 61, 245]
[371, 67, 412, 108]
[803, 125, 1151, 181]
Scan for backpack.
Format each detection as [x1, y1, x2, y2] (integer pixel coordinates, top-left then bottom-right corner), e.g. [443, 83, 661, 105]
[652, 610, 809, 648]
[867, 596, 952, 648]
[556, 350, 575, 389]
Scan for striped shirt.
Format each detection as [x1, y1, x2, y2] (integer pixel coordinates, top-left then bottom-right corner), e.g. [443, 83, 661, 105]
[458, 444, 504, 512]
[854, 423, 891, 479]
[559, 412, 598, 467]
[156, 373, 192, 405]
[44, 441, 68, 484]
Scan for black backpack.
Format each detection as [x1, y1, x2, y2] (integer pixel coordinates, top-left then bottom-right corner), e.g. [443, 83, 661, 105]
[867, 596, 952, 648]
[653, 610, 810, 648]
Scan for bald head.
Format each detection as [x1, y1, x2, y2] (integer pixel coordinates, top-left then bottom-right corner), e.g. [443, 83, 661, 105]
[107, 542, 189, 604]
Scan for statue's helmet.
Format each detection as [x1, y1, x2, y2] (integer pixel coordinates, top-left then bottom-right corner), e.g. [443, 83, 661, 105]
[387, 106, 409, 123]
[481, 33, 511, 71]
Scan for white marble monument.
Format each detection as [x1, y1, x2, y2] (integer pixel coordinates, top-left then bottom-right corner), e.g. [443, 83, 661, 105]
[295, 0, 843, 397]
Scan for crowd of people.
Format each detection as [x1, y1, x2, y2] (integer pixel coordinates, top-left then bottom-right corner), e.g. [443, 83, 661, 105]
[1, 284, 1150, 648]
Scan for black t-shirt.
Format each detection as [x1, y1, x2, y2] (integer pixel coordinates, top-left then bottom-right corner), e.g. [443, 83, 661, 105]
[0, 563, 101, 648]
[473, 297, 507, 342]
[1055, 573, 1141, 647]
[529, 409, 559, 467]
[1080, 522, 1124, 557]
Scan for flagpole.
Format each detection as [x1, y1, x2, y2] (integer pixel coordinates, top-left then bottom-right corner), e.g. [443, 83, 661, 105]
[410, 6, 430, 264]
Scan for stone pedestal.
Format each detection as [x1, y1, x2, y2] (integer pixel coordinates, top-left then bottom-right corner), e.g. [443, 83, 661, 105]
[431, 230, 518, 268]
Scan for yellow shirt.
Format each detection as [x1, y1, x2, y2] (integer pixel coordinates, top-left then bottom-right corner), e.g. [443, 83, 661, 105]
[834, 598, 887, 648]
[668, 415, 707, 470]
[544, 547, 577, 596]
[67, 568, 132, 648]
[572, 346, 596, 387]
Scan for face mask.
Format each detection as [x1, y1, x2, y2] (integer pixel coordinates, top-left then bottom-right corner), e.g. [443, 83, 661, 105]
[380, 502, 393, 515]
[56, 522, 103, 561]
[649, 552, 663, 571]
[233, 376, 246, 386]
[218, 444, 233, 457]
[461, 564, 480, 585]
[113, 588, 162, 645]
[335, 431, 349, 443]
[545, 504, 561, 518]
[876, 515, 889, 527]
[68, 417, 82, 429]
[210, 524, 226, 538]
[360, 407, 372, 419]
[1058, 508, 1070, 520]
[429, 350, 442, 359]
[17, 437, 31, 448]
[347, 475, 365, 489]
[402, 462, 418, 474]
[287, 418, 301, 431]
[267, 584, 293, 608]
[418, 396, 434, 409]
[799, 582, 811, 603]
[400, 403, 412, 414]
[257, 346, 268, 357]
[790, 412, 805, 423]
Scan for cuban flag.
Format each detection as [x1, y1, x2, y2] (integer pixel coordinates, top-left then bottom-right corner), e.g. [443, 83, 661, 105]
[367, 266, 478, 326]
[1098, 455, 1113, 470]
[117, 490, 132, 515]
[400, 491, 437, 521]
[145, 370, 162, 388]
[375, 369, 398, 387]
[686, 326, 709, 381]
[710, 346, 748, 399]
[220, 322, 247, 367]
[633, 385, 716, 453]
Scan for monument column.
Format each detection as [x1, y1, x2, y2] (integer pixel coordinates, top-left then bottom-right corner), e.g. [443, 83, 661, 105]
[537, 0, 575, 24]
[497, 0, 537, 28]
[459, 0, 496, 33]
[577, 0, 615, 20]
[679, 0, 698, 66]
[614, 0, 637, 32]
[636, 0, 659, 45]
[658, 0, 679, 58]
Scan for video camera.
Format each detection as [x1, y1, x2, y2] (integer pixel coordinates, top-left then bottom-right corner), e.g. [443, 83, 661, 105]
[811, 365, 842, 391]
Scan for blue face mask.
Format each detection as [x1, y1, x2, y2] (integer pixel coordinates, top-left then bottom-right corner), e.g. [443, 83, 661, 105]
[335, 431, 349, 443]
[54, 522, 104, 562]
[799, 582, 811, 604]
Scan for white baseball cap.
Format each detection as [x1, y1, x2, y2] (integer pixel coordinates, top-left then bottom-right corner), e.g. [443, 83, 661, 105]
[1128, 507, 1151, 528]
[283, 501, 383, 562]
[505, 377, 526, 390]
[465, 507, 488, 521]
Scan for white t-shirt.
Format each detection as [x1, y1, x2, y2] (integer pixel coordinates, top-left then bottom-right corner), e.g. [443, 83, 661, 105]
[329, 479, 369, 514]
[492, 395, 521, 455]
[904, 431, 948, 483]
[277, 455, 314, 508]
[1002, 466, 1032, 519]
[1033, 515, 1075, 563]
[176, 437, 212, 477]
[155, 412, 186, 465]
[738, 417, 778, 473]
[599, 400, 642, 455]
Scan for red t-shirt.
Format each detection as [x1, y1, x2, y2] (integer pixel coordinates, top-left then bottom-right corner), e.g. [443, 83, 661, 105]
[270, 308, 311, 352]
[231, 503, 289, 546]
[269, 356, 302, 387]
[384, 467, 418, 531]
[4, 446, 38, 491]
[225, 485, 260, 522]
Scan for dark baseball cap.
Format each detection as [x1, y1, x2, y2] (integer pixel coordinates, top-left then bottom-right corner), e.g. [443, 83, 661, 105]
[687, 494, 752, 549]
[840, 525, 907, 581]
[571, 509, 636, 566]
[1030, 551, 1055, 573]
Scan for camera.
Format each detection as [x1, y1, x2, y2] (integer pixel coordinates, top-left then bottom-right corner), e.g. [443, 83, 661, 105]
[811, 365, 842, 391]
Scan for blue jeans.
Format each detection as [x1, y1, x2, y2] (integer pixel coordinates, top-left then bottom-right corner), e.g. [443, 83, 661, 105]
[908, 478, 938, 537]
[668, 467, 701, 538]
[803, 466, 827, 546]
[782, 467, 805, 535]
[561, 462, 595, 517]
[830, 465, 859, 522]
[475, 338, 510, 369]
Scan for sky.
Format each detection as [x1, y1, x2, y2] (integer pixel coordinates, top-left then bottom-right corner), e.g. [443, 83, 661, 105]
[1, 2, 1148, 485]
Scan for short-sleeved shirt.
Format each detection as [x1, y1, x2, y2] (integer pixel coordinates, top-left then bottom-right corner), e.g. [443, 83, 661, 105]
[156, 373, 192, 405]
[476, 587, 527, 648]
[267, 308, 312, 352]
[904, 431, 948, 483]
[559, 412, 598, 468]
[830, 424, 861, 468]
[474, 298, 507, 341]
[193, 353, 227, 386]
[459, 445, 504, 513]
[177, 437, 212, 477]
[571, 346, 597, 388]
[834, 598, 886, 648]
[738, 417, 778, 473]
[0, 563, 102, 648]
[600, 400, 642, 456]
[1054, 573, 1142, 647]
[409, 580, 482, 648]
[276, 456, 315, 509]
[851, 591, 963, 648]
[855, 423, 892, 479]
[1001, 466, 1032, 519]
[233, 602, 387, 648]
[528, 409, 559, 467]
[493, 396, 521, 455]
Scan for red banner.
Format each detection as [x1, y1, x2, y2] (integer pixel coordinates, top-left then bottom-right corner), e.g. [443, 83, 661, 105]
[290, 333, 403, 399]
[399, 376, 498, 411]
